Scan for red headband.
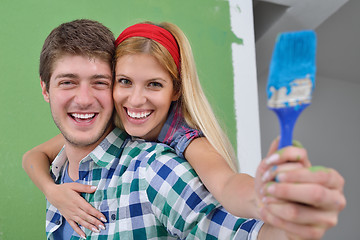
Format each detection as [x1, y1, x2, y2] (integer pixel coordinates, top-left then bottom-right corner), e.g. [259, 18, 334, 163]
[115, 23, 180, 72]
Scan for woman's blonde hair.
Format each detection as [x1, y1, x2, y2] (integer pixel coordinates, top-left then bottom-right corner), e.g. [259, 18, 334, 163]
[114, 22, 238, 171]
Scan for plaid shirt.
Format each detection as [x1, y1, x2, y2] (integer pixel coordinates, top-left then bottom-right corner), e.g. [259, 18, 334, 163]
[46, 128, 263, 239]
[158, 101, 203, 158]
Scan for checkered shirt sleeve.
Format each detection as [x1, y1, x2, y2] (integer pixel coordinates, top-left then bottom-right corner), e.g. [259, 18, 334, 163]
[158, 101, 203, 158]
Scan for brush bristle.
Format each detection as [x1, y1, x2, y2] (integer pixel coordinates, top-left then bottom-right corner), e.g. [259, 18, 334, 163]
[267, 30, 317, 108]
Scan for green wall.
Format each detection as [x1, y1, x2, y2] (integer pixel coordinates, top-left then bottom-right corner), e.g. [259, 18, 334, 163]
[0, 0, 238, 239]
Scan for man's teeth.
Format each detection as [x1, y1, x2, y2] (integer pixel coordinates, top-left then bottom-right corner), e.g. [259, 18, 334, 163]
[71, 113, 95, 119]
[127, 110, 151, 119]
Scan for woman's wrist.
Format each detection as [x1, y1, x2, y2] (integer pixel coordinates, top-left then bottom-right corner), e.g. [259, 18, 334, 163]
[41, 179, 58, 197]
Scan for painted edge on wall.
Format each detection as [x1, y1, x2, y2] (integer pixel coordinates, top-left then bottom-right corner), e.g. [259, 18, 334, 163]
[229, 0, 261, 176]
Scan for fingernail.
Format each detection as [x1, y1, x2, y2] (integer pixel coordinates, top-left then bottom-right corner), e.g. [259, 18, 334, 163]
[101, 217, 107, 222]
[265, 153, 280, 165]
[91, 186, 97, 190]
[264, 182, 275, 195]
[92, 227, 100, 233]
[262, 170, 271, 182]
[262, 196, 269, 203]
[267, 184, 275, 194]
[292, 140, 304, 148]
[99, 224, 106, 230]
[262, 182, 274, 196]
[262, 165, 277, 182]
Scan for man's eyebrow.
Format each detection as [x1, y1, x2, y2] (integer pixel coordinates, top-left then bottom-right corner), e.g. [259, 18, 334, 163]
[55, 73, 78, 79]
[54, 74, 112, 80]
[92, 74, 112, 80]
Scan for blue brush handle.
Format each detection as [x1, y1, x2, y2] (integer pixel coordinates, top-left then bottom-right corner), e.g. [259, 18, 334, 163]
[271, 104, 310, 149]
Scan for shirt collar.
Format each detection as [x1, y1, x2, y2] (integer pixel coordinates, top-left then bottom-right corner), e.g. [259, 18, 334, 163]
[51, 148, 67, 181]
[88, 127, 129, 169]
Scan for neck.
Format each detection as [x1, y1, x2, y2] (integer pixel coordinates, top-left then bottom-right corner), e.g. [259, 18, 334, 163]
[64, 126, 113, 181]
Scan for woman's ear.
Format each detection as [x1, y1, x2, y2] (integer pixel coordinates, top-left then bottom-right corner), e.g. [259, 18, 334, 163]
[172, 88, 181, 101]
[40, 79, 50, 103]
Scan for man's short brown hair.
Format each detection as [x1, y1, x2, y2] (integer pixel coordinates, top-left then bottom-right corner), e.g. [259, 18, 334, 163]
[39, 19, 115, 91]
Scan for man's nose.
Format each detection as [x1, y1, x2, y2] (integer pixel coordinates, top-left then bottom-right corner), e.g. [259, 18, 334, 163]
[74, 83, 94, 108]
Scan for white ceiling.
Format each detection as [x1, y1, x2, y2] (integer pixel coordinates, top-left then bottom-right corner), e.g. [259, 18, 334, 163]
[253, 0, 359, 84]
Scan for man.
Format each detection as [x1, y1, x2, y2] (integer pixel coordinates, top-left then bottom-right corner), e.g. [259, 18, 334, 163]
[31, 19, 345, 240]
[38, 19, 114, 239]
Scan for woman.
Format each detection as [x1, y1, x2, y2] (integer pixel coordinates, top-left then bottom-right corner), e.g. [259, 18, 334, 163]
[23, 21, 344, 239]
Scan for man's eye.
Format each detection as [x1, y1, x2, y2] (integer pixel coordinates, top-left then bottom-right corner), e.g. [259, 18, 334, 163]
[94, 80, 111, 89]
[95, 80, 110, 86]
[59, 81, 74, 86]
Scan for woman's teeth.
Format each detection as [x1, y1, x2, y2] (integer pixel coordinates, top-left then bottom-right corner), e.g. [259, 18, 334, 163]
[127, 110, 151, 119]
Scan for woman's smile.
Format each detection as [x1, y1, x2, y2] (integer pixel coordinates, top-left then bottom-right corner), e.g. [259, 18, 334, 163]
[125, 108, 153, 120]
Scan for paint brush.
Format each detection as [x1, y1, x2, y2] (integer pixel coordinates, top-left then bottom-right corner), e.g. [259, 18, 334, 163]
[267, 30, 317, 149]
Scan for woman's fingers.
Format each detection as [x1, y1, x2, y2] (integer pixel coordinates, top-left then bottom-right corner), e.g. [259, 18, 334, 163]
[70, 182, 96, 193]
[78, 203, 107, 231]
[276, 167, 345, 191]
[73, 213, 102, 234]
[80, 200, 108, 224]
[262, 162, 303, 182]
[266, 137, 280, 157]
[260, 206, 328, 240]
[68, 220, 86, 239]
[67, 185, 107, 231]
[53, 183, 107, 233]
[263, 181, 346, 211]
[266, 201, 338, 226]
[265, 146, 311, 168]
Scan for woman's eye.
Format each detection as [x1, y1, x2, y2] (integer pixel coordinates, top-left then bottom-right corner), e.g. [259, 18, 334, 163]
[148, 82, 163, 88]
[118, 78, 131, 85]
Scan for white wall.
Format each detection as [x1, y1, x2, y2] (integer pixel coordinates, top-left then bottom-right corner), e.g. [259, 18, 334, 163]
[229, 0, 261, 176]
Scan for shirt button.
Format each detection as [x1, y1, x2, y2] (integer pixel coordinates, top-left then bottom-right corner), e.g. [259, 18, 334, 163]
[111, 214, 116, 220]
[55, 220, 61, 225]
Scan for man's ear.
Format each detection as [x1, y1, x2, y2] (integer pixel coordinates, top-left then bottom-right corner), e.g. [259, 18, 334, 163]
[40, 79, 50, 103]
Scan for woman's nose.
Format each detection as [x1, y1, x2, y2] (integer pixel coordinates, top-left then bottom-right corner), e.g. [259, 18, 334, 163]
[127, 87, 147, 107]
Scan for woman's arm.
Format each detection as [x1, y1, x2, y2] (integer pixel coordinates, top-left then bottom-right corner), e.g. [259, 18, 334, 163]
[22, 134, 106, 238]
[184, 137, 261, 219]
[22, 134, 64, 194]
[184, 137, 310, 220]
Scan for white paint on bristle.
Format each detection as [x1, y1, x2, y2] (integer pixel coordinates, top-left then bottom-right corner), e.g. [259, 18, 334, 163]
[268, 76, 313, 108]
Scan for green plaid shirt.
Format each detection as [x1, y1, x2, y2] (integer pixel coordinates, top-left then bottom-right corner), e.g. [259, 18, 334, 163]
[46, 128, 263, 239]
